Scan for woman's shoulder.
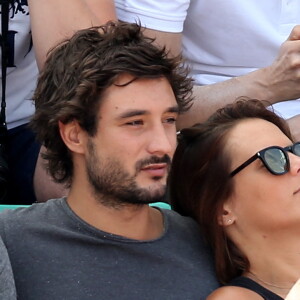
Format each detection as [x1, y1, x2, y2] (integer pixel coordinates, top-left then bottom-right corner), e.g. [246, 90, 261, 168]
[206, 286, 264, 300]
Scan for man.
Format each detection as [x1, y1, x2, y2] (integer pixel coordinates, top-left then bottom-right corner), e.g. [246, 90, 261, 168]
[115, 1, 300, 139]
[0, 22, 218, 299]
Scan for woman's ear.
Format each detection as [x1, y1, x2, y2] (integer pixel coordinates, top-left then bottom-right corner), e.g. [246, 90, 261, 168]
[58, 120, 86, 154]
[218, 201, 235, 227]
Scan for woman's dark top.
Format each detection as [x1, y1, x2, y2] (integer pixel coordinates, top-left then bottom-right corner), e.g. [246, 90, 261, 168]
[228, 276, 284, 300]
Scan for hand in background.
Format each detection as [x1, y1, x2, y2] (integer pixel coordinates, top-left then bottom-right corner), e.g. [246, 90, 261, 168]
[261, 25, 300, 103]
[287, 114, 300, 141]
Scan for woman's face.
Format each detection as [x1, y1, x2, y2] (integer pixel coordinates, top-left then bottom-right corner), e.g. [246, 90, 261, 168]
[224, 118, 300, 234]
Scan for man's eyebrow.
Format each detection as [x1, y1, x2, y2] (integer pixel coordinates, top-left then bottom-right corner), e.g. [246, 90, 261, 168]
[168, 106, 179, 114]
[118, 109, 148, 119]
[117, 106, 179, 120]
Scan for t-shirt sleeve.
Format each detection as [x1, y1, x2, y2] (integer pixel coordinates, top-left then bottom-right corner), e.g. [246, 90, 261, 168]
[115, 0, 190, 33]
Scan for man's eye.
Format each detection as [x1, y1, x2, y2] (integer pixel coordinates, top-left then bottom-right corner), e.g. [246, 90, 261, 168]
[126, 120, 143, 126]
[164, 117, 176, 124]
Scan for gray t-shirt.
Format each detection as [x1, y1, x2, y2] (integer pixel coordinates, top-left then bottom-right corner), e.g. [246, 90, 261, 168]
[0, 198, 219, 300]
[0, 235, 16, 299]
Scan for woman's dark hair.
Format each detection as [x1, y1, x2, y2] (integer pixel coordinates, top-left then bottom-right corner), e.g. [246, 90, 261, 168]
[169, 98, 293, 284]
[30, 21, 193, 186]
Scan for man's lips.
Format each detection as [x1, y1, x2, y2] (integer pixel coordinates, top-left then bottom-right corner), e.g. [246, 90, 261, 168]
[140, 163, 168, 177]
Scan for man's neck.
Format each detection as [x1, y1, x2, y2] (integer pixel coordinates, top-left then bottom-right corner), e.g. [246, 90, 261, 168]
[66, 189, 164, 241]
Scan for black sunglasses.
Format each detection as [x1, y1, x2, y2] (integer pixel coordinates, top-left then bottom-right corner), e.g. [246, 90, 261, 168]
[230, 142, 300, 177]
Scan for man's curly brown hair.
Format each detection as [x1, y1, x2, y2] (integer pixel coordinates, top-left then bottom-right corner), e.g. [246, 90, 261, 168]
[30, 21, 193, 186]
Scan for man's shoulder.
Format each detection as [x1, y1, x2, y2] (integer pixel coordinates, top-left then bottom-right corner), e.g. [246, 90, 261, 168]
[163, 208, 214, 248]
[0, 198, 65, 234]
[1, 197, 63, 216]
[159, 208, 219, 293]
[161, 208, 211, 249]
[162, 208, 201, 232]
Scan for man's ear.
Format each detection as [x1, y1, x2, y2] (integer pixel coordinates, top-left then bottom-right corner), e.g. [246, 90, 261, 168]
[217, 201, 236, 227]
[58, 120, 86, 154]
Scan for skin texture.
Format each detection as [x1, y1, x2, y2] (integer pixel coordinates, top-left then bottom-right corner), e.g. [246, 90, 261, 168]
[142, 26, 300, 141]
[209, 118, 300, 299]
[59, 75, 178, 240]
[28, 0, 116, 69]
[207, 285, 263, 300]
[30, 0, 117, 202]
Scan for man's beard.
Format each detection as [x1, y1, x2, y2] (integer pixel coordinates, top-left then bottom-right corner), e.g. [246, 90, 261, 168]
[86, 140, 171, 208]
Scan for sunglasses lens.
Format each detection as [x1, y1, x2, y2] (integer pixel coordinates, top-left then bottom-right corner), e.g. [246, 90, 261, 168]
[293, 143, 300, 156]
[264, 148, 287, 174]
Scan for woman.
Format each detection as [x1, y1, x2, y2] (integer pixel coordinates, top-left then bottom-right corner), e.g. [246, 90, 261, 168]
[169, 99, 300, 299]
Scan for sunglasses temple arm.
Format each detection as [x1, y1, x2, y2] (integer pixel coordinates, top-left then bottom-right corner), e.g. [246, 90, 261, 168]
[230, 155, 258, 177]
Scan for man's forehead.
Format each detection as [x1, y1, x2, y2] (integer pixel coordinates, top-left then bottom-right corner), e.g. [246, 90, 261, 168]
[98, 75, 178, 121]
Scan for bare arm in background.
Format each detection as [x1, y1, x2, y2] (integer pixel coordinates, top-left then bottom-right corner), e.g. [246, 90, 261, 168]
[28, 0, 116, 69]
[143, 26, 300, 140]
